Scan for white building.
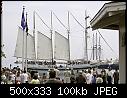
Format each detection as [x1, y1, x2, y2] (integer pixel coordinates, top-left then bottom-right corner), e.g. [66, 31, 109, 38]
[90, 2, 126, 83]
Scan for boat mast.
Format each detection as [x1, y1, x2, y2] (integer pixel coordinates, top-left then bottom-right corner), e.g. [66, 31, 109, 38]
[85, 10, 89, 63]
[50, 11, 54, 65]
[22, 6, 25, 71]
[33, 11, 37, 65]
[25, 12, 28, 72]
[68, 11, 70, 62]
[98, 35, 101, 62]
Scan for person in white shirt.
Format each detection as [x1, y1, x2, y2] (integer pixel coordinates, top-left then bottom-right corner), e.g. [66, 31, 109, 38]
[91, 68, 93, 75]
[16, 72, 21, 84]
[107, 68, 113, 84]
[86, 70, 93, 84]
[24, 71, 28, 83]
[22, 70, 28, 83]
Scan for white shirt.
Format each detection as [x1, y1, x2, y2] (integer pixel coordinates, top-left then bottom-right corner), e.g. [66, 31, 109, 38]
[54, 69, 60, 77]
[10, 74, 15, 81]
[86, 73, 93, 84]
[23, 73, 28, 83]
[36, 73, 40, 79]
[91, 69, 93, 75]
[20, 73, 24, 83]
[89, 74, 93, 83]
[82, 72, 86, 78]
[107, 70, 113, 77]
[20, 73, 28, 83]
[16, 76, 21, 81]
[47, 71, 49, 79]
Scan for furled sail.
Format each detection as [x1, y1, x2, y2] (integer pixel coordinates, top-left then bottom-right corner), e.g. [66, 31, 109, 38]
[37, 31, 52, 60]
[14, 26, 36, 59]
[54, 31, 69, 60]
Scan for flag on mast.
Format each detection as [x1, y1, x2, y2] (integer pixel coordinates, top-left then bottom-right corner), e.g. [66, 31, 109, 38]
[25, 12, 28, 72]
[21, 6, 25, 71]
[21, 7, 26, 30]
[26, 12, 28, 34]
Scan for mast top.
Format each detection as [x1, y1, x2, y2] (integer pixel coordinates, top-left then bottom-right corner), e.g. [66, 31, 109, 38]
[23, 6, 25, 9]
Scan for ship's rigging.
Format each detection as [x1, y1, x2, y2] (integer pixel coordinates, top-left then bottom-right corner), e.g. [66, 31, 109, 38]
[14, 7, 118, 71]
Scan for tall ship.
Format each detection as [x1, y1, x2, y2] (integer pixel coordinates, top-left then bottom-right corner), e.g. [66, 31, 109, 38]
[14, 7, 119, 72]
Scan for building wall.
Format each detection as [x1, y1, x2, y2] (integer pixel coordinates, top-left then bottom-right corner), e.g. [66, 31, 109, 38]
[119, 15, 126, 83]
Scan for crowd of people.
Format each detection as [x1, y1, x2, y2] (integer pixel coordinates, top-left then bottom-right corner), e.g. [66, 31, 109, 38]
[1, 66, 119, 84]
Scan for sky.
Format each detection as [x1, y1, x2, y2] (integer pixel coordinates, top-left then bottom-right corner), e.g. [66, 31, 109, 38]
[2, 1, 119, 67]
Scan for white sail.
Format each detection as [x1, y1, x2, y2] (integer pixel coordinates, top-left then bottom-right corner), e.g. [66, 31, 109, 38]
[26, 31, 36, 59]
[54, 31, 69, 60]
[14, 26, 35, 59]
[37, 31, 52, 60]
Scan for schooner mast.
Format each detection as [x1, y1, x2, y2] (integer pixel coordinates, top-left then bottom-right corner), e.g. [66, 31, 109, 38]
[14, 7, 35, 71]
[25, 12, 28, 72]
[91, 31, 103, 62]
[50, 11, 54, 65]
[21, 6, 25, 71]
[33, 11, 53, 65]
[69, 11, 90, 63]
[68, 11, 70, 62]
[84, 10, 90, 63]
[98, 35, 101, 62]
[53, 11, 70, 62]
[33, 11, 37, 65]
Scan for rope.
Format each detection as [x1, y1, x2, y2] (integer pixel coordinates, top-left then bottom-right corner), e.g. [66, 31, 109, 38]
[97, 30, 118, 58]
[89, 15, 118, 58]
[69, 12, 85, 29]
[52, 11, 68, 30]
[35, 11, 51, 30]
